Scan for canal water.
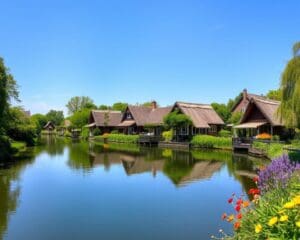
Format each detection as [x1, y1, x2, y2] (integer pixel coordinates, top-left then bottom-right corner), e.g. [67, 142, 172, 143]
[0, 137, 265, 240]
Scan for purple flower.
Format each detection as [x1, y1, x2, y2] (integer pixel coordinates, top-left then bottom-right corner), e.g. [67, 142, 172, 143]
[258, 154, 300, 194]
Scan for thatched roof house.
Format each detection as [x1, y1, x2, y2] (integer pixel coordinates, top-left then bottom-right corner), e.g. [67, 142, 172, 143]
[234, 97, 289, 138]
[170, 102, 224, 138]
[88, 110, 123, 134]
[118, 101, 172, 135]
[231, 89, 266, 113]
[43, 121, 55, 131]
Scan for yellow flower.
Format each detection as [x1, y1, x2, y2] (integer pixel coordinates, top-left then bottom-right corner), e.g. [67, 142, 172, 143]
[268, 217, 278, 227]
[296, 221, 300, 228]
[283, 201, 295, 209]
[279, 215, 288, 222]
[227, 214, 234, 222]
[292, 196, 300, 205]
[255, 224, 262, 233]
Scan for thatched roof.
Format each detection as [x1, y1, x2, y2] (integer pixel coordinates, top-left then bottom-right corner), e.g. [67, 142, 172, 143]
[231, 89, 266, 112]
[174, 102, 224, 128]
[121, 105, 172, 127]
[43, 121, 55, 129]
[89, 110, 122, 127]
[240, 98, 283, 126]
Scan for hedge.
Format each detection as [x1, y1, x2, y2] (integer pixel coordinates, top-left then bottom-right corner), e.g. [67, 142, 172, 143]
[94, 134, 139, 144]
[191, 135, 232, 150]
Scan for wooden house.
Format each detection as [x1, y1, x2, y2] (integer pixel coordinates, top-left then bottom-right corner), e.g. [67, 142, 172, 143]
[88, 110, 123, 135]
[118, 101, 172, 136]
[170, 102, 224, 140]
[43, 121, 55, 132]
[234, 97, 290, 139]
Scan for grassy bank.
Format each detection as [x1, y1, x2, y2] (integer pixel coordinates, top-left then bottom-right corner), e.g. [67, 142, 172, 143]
[94, 133, 140, 144]
[191, 135, 232, 150]
[252, 141, 285, 159]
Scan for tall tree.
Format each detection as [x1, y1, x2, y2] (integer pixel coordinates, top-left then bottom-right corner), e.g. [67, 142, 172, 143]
[211, 103, 231, 123]
[279, 42, 300, 128]
[112, 102, 128, 112]
[0, 57, 19, 133]
[46, 110, 64, 126]
[266, 89, 281, 101]
[66, 96, 95, 114]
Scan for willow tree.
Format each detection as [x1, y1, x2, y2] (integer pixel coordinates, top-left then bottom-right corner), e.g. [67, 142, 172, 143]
[278, 42, 300, 128]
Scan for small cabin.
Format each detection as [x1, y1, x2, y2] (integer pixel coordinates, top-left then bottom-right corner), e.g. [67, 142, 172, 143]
[43, 121, 56, 132]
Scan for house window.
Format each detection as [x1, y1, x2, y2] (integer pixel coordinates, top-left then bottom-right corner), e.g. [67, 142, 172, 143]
[126, 112, 132, 119]
[210, 125, 217, 133]
[241, 107, 246, 113]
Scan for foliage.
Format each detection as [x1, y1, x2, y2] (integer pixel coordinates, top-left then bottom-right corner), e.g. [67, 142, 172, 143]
[252, 141, 285, 159]
[81, 128, 89, 139]
[112, 102, 128, 112]
[92, 128, 102, 136]
[46, 110, 64, 126]
[191, 135, 232, 149]
[110, 130, 119, 134]
[69, 108, 90, 128]
[31, 113, 47, 134]
[6, 107, 36, 146]
[258, 154, 299, 194]
[272, 135, 280, 141]
[162, 130, 173, 142]
[0, 135, 13, 160]
[94, 134, 139, 143]
[228, 112, 242, 125]
[266, 89, 281, 101]
[98, 105, 110, 110]
[163, 110, 192, 130]
[278, 41, 300, 128]
[211, 103, 231, 123]
[219, 129, 232, 137]
[66, 96, 95, 114]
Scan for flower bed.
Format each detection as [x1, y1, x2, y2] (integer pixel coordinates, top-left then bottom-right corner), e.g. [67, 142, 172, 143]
[213, 154, 300, 239]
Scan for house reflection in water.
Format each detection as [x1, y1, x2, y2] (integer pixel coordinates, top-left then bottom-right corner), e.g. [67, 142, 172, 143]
[88, 147, 225, 187]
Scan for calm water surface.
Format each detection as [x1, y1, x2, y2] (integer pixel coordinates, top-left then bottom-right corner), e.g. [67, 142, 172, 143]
[0, 138, 265, 240]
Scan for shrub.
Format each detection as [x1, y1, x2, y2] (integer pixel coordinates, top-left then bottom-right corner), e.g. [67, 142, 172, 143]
[162, 130, 173, 142]
[218, 129, 232, 137]
[191, 135, 232, 149]
[94, 134, 139, 144]
[81, 128, 89, 139]
[252, 141, 284, 159]
[272, 135, 280, 141]
[110, 130, 119, 134]
[0, 135, 13, 160]
[92, 128, 102, 136]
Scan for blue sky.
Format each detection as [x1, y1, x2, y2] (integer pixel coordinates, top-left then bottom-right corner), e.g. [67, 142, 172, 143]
[1, 0, 299, 115]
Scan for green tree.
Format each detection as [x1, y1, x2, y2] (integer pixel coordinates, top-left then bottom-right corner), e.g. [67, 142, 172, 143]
[211, 102, 231, 123]
[266, 89, 281, 101]
[46, 110, 64, 126]
[66, 96, 95, 114]
[6, 107, 36, 146]
[112, 102, 128, 112]
[279, 41, 300, 128]
[31, 114, 47, 134]
[228, 111, 243, 125]
[98, 105, 110, 110]
[163, 110, 192, 130]
[69, 108, 90, 128]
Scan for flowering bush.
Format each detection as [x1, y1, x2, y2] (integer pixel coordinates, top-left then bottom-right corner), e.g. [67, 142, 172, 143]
[256, 133, 272, 140]
[258, 154, 300, 194]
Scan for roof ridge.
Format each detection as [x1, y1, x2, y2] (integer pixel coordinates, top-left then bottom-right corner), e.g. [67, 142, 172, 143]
[176, 101, 212, 109]
[92, 110, 122, 113]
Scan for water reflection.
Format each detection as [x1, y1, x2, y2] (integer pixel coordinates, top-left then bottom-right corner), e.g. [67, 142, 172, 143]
[0, 137, 266, 240]
[63, 139, 263, 193]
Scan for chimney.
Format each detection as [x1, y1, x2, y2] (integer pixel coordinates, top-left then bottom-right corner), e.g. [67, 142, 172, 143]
[243, 89, 247, 100]
[151, 101, 157, 109]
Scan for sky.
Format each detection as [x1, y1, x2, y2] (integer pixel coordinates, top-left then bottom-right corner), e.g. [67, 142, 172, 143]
[1, 0, 300, 115]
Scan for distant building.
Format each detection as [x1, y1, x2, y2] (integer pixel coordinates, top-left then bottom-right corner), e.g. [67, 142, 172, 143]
[43, 121, 55, 131]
